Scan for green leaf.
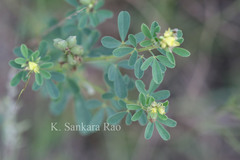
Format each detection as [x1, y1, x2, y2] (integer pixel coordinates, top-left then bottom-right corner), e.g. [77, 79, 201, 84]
[113, 47, 134, 57]
[9, 60, 22, 69]
[135, 32, 145, 43]
[144, 122, 154, 140]
[131, 110, 143, 121]
[141, 57, 154, 71]
[166, 52, 175, 64]
[13, 47, 23, 57]
[86, 100, 102, 109]
[89, 12, 99, 27]
[156, 55, 175, 68]
[146, 96, 155, 106]
[67, 78, 80, 94]
[128, 50, 138, 66]
[118, 11, 130, 41]
[128, 34, 137, 47]
[108, 64, 117, 81]
[35, 73, 43, 86]
[173, 47, 191, 57]
[148, 80, 159, 94]
[40, 62, 54, 69]
[75, 95, 92, 135]
[20, 44, 28, 58]
[102, 92, 114, 99]
[31, 50, 40, 61]
[114, 71, 128, 98]
[32, 81, 41, 91]
[118, 100, 127, 109]
[140, 40, 152, 47]
[118, 60, 134, 70]
[39, 41, 48, 58]
[89, 108, 105, 127]
[107, 111, 127, 125]
[139, 93, 146, 106]
[152, 59, 163, 84]
[65, 0, 79, 7]
[158, 113, 168, 120]
[51, 72, 65, 82]
[78, 14, 88, 29]
[101, 36, 122, 49]
[94, 0, 104, 9]
[126, 104, 141, 110]
[111, 100, 123, 110]
[125, 112, 132, 125]
[50, 91, 69, 116]
[177, 30, 183, 38]
[141, 24, 152, 39]
[96, 9, 113, 23]
[134, 58, 144, 79]
[150, 21, 160, 36]
[135, 80, 147, 94]
[163, 100, 169, 107]
[177, 38, 184, 44]
[14, 58, 26, 65]
[21, 71, 28, 82]
[151, 90, 170, 101]
[138, 112, 148, 126]
[45, 80, 59, 99]
[40, 70, 51, 79]
[10, 71, 24, 86]
[155, 121, 170, 141]
[158, 118, 177, 127]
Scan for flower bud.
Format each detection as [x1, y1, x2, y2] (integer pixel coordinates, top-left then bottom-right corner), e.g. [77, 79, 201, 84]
[53, 39, 68, 51]
[71, 45, 84, 55]
[66, 36, 77, 48]
[67, 54, 77, 65]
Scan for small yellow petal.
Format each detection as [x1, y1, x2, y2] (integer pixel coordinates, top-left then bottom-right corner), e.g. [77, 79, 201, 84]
[151, 108, 157, 113]
[28, 61, 40, 73]
[158, 107, 166, 115]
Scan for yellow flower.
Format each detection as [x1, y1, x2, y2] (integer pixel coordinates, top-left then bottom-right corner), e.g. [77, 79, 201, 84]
[158, 106, 166, 115]
[28, 61, 40, 73]
[164, 37, 180, 47]
[160, 28, 180, 49]
[151, 107, 157, 113]
[164, 28, 173, 37]
[151, 101, 158, 107]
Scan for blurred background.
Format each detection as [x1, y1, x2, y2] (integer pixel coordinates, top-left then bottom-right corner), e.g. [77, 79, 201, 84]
[1, 0, 240, 159]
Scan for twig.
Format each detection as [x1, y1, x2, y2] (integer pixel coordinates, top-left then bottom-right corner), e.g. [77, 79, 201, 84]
[42, 7, 87, 38]
[17, 71, 32, 102]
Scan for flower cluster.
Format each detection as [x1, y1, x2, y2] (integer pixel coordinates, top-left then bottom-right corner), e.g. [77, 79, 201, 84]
[28, 61, 40, 73]
[160, 28, 180, 49]
[147, 101, 166, 121]
[54, 36, 84, 66]
[54, 36, 84, 55]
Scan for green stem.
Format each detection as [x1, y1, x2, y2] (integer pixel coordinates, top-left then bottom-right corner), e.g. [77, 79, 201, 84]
[83, 45, 158, 62]
[83, 55, 117, 62]
[137, 45, 158, 52]
[17, 71, 32, 102]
